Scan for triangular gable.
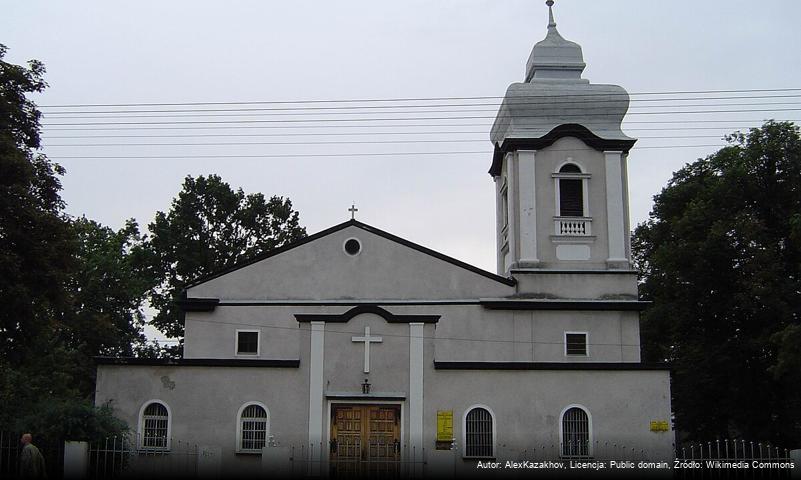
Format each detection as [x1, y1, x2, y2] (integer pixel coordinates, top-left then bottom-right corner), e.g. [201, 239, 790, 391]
[185, 220, 515, 301]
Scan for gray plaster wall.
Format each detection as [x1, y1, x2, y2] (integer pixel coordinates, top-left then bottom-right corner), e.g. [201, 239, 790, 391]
[95, 364, 309, 476]
[432, 306, 641, 363]
[511, 270, 638, 299]
[187, 225, 513, 301]
[183, 303, 640, 363]
[422, 367, 675, 468]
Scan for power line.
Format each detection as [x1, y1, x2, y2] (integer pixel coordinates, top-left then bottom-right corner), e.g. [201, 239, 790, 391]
[38, 108, 801, 127]
[38, 118, 798, 132]
[38, 99, 801, 117]
[38, 124, 796, 139]
[41, 135, 735, 147]
[45, 144, 728, 159]
[37, 87, 801, 108]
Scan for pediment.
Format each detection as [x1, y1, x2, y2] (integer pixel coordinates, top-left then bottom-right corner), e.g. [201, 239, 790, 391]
[185, 220, 514, 302]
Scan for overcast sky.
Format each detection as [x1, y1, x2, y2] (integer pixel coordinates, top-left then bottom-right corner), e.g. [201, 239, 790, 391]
[4, 1, 801, 341]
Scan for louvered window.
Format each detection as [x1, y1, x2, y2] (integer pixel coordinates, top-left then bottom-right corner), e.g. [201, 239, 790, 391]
[239, 404, 269, 452]
[561, 407, 590, 458]
[142, 402, 169, 449]
[565, 333, 588, 356]
[558, 164, 584, 217]
[464, 407, 494, 458]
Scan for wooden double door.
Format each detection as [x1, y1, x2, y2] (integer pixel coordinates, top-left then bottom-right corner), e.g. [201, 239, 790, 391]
[330, 404, 401, 477]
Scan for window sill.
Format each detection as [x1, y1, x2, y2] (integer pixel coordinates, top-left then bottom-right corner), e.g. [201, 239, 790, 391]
[235, 450, 263, 455]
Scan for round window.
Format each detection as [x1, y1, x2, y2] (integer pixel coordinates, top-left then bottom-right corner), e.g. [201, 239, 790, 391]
[344, 238, 361, 256]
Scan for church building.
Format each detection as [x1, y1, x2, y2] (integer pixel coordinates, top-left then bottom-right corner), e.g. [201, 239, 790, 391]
[95, 2, 674, 477]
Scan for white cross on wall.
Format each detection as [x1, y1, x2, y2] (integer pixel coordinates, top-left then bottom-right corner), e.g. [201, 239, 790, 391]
[351, 326, 382, 373]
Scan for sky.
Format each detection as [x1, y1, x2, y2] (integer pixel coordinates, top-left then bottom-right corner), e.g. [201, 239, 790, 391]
[4, 0, 801, 341]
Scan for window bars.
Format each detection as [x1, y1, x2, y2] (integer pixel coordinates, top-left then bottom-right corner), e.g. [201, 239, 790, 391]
[562, 407, 590, 458]
[240, 404, 268, 451]
[465, 408, 494, 458]
[142, 403, 169, 449]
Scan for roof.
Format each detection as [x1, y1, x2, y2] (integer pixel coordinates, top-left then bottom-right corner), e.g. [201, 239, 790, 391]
[183, 219, 516, 291]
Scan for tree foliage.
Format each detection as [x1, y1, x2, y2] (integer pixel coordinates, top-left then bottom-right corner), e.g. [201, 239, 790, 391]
[144, 175, 307, 344]
[634, 121, 801, 444]
[0, 44, 73, 364]
[1, 46, 140, 438]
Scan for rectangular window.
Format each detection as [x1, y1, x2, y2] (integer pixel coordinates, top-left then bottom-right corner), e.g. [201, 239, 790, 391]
[237, 330, 259, 355]
[565, 333, 588, 356]
[559, 179, 584, 217]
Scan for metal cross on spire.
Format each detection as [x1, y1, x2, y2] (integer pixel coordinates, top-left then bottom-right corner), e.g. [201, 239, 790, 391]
[348, 204, 358, 220]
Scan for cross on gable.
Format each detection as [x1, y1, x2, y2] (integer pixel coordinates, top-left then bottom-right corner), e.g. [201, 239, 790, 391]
[351, 326, 382, 373]
[348, 204, 358, 220]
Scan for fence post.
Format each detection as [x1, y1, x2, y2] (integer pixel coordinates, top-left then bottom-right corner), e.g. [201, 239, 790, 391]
[790, 450, 801, 480]
[63, 441, 89, 479]
[197, 445, 221, 479]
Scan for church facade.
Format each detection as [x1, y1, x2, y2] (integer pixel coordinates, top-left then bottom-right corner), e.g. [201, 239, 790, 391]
[95, 3, 674, 477]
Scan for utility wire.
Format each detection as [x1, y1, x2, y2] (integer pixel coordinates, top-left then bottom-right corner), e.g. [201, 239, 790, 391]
[39, 124, 799, 139]
[37, 87, 801, 108]
[38, 99, 801, 117]
[39, 118, 799, 131]
[45, 144, 729, 159]
[42, 135, 738, 147]
[38, 108, 801, 126]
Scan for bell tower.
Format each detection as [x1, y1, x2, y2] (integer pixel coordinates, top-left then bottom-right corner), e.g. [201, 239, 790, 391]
[490, 0, 636, 275]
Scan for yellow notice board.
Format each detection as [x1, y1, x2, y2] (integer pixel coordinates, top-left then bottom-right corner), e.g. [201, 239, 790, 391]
[650, 420, 669, 432]
[436, 410, 453, 441]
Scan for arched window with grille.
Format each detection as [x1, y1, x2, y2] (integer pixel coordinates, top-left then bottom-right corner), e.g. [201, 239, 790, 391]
[237, 402, 269, 453]
[463, 405, 495, 458]
[138, 401, 171, 450]
[560, 405, 592, 458]
[558, 163, 585, 217]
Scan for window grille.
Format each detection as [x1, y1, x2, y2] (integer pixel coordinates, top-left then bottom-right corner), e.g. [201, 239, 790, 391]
[562, 407, 590, 458]
[237, 331, 259, 355]
[565, 333, 587, 356]
[240, 404, 268, 452]
[464, 407, 494, 458]
[142, 402, 169, 449]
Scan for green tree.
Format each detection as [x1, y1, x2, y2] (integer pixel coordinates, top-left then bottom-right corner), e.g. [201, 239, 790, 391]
[0, 45, 137, 440]
[634, 121, 801, 445]
[67, 217, 152, 357]
[0, 44, 73, 364]
[145, 175, 307, 346]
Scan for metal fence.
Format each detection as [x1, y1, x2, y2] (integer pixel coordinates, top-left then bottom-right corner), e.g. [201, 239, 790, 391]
[516, 440, 653, 462]
[675, 439, 793, 479]
[88, 434, 199, 479]
[0, 431, 64, 479]
[286, 440, 426, 478]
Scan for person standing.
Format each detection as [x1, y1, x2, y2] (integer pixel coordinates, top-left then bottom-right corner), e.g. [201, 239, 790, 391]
[19, 433, 47, 479]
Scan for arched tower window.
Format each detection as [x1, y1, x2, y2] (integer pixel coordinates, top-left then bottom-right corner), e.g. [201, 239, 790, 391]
[560, 406, 591, 458]
[558, 163, 584, 217]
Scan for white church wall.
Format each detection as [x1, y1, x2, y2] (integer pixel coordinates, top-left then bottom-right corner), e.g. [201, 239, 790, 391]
[423, 368, 674, 466]
[534, 137, 612, 269]
[433, 306, 641, 363]
[95, 364, 309, 475]
[183, 306, 301, 359]
[512, 271, 639, 299]
[187, 225, 513, 301]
